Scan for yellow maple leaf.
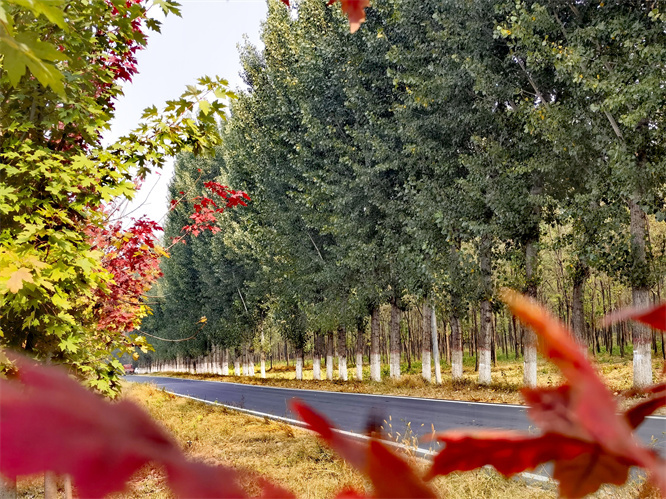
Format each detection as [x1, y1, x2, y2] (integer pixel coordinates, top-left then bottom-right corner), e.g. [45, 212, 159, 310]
[6, 267, 34, 293]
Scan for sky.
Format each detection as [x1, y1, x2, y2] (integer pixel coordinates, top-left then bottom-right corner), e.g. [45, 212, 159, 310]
[108, 0, 268, 225]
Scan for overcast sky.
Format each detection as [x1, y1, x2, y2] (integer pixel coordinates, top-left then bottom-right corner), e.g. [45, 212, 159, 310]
[109, 0, 268, 225]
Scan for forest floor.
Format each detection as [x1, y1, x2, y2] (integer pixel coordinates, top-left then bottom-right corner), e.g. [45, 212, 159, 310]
[146, 353, 665, 411]
[13, 382, 657, 498]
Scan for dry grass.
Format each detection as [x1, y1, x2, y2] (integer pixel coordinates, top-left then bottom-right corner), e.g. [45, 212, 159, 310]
[148, 355, 665, 412]
[13, 382, 657, 498]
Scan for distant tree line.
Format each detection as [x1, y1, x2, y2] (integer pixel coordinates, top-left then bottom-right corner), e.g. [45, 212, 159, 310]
[138, 0, 666, 389]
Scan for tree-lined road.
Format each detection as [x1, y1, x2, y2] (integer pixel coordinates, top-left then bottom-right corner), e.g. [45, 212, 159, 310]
[126, 375, 666, 457]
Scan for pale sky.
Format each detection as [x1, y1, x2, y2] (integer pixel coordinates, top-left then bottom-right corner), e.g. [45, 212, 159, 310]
[109, 0, 268, 226]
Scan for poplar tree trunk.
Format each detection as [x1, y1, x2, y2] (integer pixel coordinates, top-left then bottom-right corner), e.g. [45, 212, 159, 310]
[451, 314, 463, 380]
[313, 332, 322, 380]
[249, 347, 255, 377]
[326, 331, 334, 381]
[523, 240, 538, 388]
[356, 324, 364, 381]
[44, 473, 57, 499]
[0, 476, 17, 499]
[370, 307, 381, 381]
[431, 303, 442, 384]
[242, 344, 248, 376]
[260, 328, 266, 378]
[64, 476, 73, 499]
[478, 233, 493, 385]
[450, 243, 464, 380]
[338, 326, 348, 381]
[571, 261, 588, 348]
[295, 346, 303, 380]
[389, 302, 401, 379]
[222, 348, 229, 375]
[629, 198, 653, 388]
[234, 347, 241, 376]
[421, 301, 432, 382]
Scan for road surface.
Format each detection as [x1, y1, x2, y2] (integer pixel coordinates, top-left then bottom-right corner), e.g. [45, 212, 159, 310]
[125, 375, 666, 458]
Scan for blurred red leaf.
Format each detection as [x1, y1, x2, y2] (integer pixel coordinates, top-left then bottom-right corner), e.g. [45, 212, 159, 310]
[0, 357, 177, 497]
[0, 356, 291, 498]
[554, 450, 633, 499]
[501, 290, 644, 457]
[424, 291, 666, 497]
[624, 394, 666, 429]
[338, 0, 370, 33]
[290, 399, 435, 498]
[602, 302, 666, 332]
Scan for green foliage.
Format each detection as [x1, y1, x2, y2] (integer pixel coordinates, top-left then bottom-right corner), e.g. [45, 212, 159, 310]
[0, 0, 232, 395]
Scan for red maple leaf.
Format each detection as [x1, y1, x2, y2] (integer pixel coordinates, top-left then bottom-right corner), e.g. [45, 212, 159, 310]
[602, 302, 666, 332]
[0, 355, 293, 498]
[290, 399, 436, 498]
[426, 290, 666, 498]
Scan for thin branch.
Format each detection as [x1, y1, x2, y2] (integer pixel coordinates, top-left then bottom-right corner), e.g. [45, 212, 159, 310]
[515, 57, 550, 110]
[307, 232, 324, 261]
[141, 323, 205, 342]
[237, 286, 249, 314]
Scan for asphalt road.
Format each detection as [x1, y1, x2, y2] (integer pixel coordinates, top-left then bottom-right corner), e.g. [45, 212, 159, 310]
[125, 375, 666, 457]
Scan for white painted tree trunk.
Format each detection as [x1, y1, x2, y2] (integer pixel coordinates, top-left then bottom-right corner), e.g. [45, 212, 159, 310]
[313, 356, 321, 380]
[523, 329, 537, 388]
[222, 348, 229, 375]
[242, 344, 248, 376]
[389, 302, 401, 379]
[629, 198, 653, 388]
[260, 328, 266, 378]
[0, 475, 17, 499]
[356, 324, 364, 381]
[338, 326, 348, 381]
[45, 472, 57, 499]
[422, 302, 432, 382]
[479, 233, 493, 385]
[370, 307, 381, 382]
[326, 331, 334, 381]
[234, 348, 241, 376]
[523, 240, 538, 388]
[313, 332, 322, 380]
[296, 348, 303, 380]
[64, 475, 73, 499]
[632, 288, 653, 388]
[431, 304, 442, 384]
[451, 315, 463, 380]
[478, 307, 492, 385]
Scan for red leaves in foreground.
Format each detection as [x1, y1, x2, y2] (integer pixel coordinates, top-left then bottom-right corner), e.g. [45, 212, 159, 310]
[280, 0, 369, 33]
[424, 290, 666, 498]
[0, 355, 291, 498]
[602, 301, 666, 332]
[290, 400, 436, 498]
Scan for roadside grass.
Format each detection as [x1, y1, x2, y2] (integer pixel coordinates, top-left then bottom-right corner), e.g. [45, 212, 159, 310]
[146, 354, 664, 411]
[13, 382, 656, 498]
